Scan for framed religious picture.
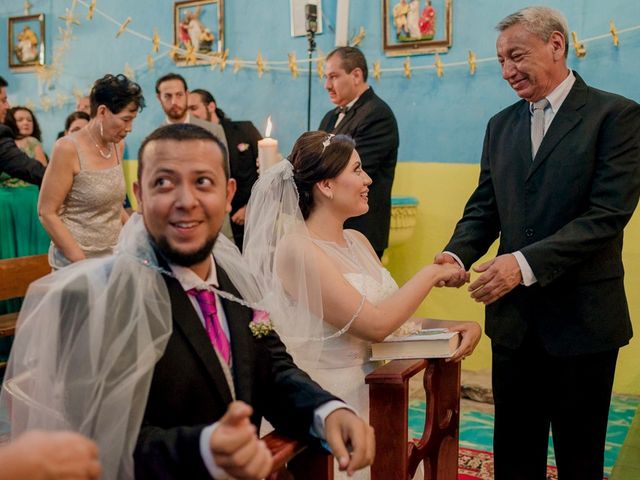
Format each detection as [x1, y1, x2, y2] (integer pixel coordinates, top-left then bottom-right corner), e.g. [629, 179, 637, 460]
[8, 13, 45, 71]
[173, 0, 224, 66]
[383, 0, 452, 56]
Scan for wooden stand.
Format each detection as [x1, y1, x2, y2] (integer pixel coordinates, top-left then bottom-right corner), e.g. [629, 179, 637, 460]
[366, 358, 461, 480]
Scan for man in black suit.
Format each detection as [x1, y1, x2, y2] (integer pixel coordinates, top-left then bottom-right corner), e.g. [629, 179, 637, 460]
[319, 47, 399, 258]
[436, 7, 640, 480]
[188, 88, 261, 249]
[0, 75, 45, 185]
[132, 124, 374, 479]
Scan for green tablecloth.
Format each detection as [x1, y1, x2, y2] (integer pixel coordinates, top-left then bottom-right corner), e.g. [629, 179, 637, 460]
[0, 185, 50, 314]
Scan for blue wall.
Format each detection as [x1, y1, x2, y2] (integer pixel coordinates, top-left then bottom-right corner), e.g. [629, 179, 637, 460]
[1, 0, 639, 162]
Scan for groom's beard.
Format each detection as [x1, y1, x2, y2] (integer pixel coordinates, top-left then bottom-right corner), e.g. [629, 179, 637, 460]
[154, 233, 218, 267]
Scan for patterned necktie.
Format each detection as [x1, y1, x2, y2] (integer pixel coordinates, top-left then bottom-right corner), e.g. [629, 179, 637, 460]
[531, 98, 550, 159]
[188, 288, 231, 364]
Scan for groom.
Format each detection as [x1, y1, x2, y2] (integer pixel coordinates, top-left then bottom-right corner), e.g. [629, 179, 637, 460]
[132, 124, 375, 479]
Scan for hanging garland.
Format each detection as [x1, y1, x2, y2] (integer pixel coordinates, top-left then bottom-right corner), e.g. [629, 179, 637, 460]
[15, 0, 640, 113]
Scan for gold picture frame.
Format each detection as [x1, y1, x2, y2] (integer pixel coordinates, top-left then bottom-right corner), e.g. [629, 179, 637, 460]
[173, 0, 224, 66]
[383, 0, 452, 56]
[8, 13, 45, 71]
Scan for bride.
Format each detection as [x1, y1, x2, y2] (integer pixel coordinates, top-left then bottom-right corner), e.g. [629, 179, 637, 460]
[242, 132, 481, 464]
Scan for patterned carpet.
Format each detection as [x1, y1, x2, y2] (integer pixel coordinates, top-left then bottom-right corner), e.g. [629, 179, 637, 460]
[408, 394, 640, 479]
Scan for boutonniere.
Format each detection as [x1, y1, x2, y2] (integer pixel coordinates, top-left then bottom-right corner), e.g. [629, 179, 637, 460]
[249, 309, 273, 338]
[237, 142, 250, 152]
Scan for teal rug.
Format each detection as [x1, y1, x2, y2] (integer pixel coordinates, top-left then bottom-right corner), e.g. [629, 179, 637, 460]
[408, 394, 640, 477]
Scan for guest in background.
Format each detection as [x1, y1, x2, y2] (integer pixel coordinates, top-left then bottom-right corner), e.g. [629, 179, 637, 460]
[188, 88, 261, 249]
[155, 73, 227, 155]
[0, 76, 45, 185]
[75, 95, 91, 115]
[63, 111, 90, 136]
[319, 47, 399, 259]
[4, 106, 47, 167]
[38, 74, 145, 269]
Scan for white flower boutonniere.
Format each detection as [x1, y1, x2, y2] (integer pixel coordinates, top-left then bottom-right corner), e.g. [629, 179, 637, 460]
[237, 143, 250, 152]
[249, 309, 273, 338]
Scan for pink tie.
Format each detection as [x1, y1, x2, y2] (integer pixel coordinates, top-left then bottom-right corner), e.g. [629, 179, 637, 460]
[188, 288, 231, 364]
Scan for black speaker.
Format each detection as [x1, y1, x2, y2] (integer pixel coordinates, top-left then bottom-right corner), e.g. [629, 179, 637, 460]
[305, 4, 318, 33]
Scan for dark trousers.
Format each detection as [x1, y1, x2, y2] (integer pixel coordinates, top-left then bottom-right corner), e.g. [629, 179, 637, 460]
[492, 333, 618, 480]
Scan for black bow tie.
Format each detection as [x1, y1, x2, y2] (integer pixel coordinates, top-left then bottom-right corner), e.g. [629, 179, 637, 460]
[337, 106, 348, 114]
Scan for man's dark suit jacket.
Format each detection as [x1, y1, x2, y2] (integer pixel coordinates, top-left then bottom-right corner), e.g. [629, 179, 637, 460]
[134, 258, 338, 479]
[0, 124, 45, 185]
[319, 87, 399, 252]
[220, 118, 261, 248]
[444, 72, 640, 356]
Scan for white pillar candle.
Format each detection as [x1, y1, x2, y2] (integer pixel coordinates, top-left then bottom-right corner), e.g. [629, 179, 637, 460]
[258, 137, 279, 173]
[257, 116, 280, 174]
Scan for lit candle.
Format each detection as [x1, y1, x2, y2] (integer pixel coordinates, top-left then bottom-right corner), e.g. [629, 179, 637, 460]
[257, 116, 279, 174]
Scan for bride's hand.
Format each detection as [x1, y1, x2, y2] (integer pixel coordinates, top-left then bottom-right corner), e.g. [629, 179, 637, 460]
[446, 322, 482, 363]
[432, 263, 469, 287]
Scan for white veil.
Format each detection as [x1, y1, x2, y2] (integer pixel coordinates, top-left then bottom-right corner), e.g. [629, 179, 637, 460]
[0, 214, 173, 479]
[234, 160, 365, 368]
[0, 212, 279, 479]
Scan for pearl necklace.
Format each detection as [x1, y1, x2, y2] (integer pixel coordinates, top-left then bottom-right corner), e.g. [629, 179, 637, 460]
[87, 126, 113, 159]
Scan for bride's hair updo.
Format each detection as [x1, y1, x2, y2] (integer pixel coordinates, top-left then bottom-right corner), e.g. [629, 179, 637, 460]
[288, 131, 356, 219]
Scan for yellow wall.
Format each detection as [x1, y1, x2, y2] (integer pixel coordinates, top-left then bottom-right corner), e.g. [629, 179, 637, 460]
[387, 162, 640, 395]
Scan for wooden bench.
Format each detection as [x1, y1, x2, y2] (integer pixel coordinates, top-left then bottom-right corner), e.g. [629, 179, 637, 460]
[0, 254, 51, 371]
[0, 254, 51, 338]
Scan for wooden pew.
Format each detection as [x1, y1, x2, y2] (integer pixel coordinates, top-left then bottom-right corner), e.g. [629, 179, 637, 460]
[0, 254, 50, 338]
[366, 318, 463, 480]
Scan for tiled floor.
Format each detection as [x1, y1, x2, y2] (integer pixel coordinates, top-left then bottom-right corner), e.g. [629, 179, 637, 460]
[407, 369, 640, 477]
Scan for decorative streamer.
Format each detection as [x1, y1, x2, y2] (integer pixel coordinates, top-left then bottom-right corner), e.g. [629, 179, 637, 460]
[350, 27, 366, 47]
[571, 31, 587, 57]
[403, 57, 411, 79]
[256, 51, 265, 78]
[435, 54, 444, 77]
[372, 60, 381, 81]
[610, 20, 619, 46]
[116, 16, 131, 38]
[288, 53, 299, 79]
[468, 50, 476, 76]
[87, 0, 96, 20]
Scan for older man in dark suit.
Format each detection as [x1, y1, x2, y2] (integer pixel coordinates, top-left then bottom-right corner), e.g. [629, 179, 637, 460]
[436, 6, 640, 480]
[319, 47, 399, 258]
[0, 75, 45, 185]
[132, 124, 375, 479]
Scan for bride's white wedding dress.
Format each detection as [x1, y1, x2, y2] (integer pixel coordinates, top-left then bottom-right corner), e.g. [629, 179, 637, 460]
[289, 231, 401, 480]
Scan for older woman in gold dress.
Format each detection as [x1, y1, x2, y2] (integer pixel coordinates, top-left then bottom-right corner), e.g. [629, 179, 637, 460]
[38, 74, 145, 269]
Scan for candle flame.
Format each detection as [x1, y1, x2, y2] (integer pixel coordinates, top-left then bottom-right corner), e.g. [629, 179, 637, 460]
[265, 116, 273, 138]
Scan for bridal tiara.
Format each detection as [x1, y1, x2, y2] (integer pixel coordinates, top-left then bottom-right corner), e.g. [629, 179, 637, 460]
[322, 134, 335, 152]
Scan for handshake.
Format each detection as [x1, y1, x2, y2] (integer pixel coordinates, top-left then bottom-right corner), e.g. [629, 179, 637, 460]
[432, 252, 523, 305]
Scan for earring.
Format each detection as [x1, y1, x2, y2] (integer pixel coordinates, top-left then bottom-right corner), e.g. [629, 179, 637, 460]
[99, 121, 104, 140]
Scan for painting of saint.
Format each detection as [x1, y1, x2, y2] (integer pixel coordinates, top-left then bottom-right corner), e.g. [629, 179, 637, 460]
[8, 14, 45, 70]
[384, 0, 451, 56]
[174, 0, 223, 66]
[393, 0, 437, 42]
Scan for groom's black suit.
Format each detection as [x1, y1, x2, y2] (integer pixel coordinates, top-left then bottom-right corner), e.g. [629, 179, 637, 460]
[134, 257, 338, 479]
[444, 72, 640, 479]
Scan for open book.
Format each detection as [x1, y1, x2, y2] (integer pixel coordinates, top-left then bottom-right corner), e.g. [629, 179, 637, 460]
[370, 328, 460, 360]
